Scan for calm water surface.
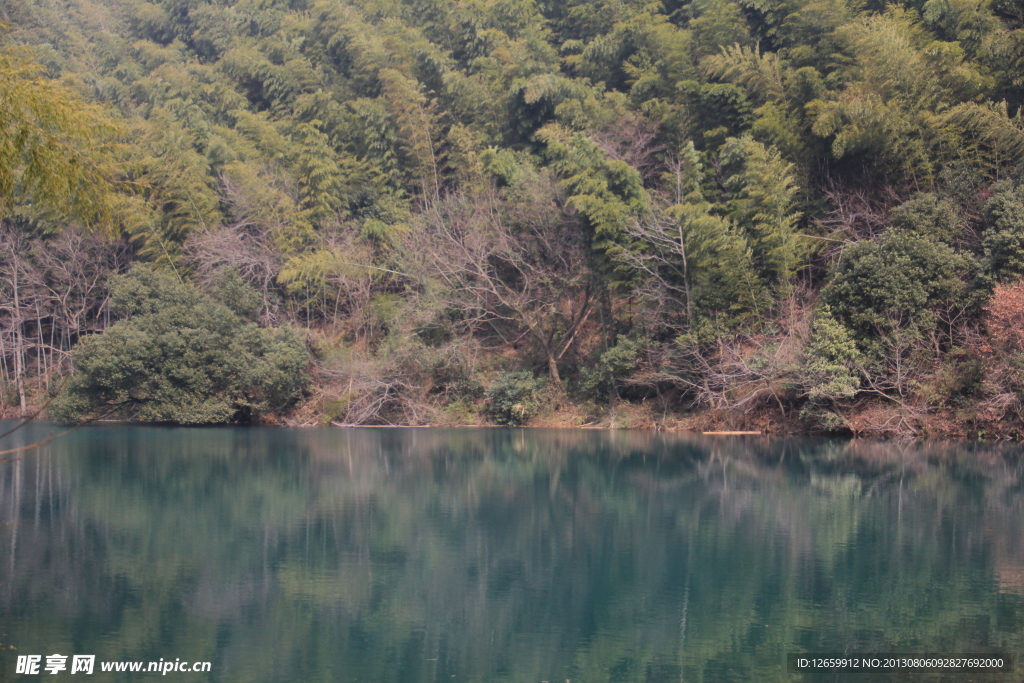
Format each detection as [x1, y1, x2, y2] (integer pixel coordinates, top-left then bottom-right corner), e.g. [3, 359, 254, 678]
[1, 424, 1024, 682]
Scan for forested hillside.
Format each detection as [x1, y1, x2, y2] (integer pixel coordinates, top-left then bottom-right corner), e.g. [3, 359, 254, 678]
[5, 0, 1024, 435]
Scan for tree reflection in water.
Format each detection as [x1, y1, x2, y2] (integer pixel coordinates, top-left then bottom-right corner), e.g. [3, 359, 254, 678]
[1, 425, 1023, 682]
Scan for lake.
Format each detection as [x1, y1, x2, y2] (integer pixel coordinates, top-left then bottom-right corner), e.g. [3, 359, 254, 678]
[1, 424, 1023, 682]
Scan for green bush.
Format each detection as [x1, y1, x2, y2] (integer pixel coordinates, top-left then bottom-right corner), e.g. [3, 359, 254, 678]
[579, 335, 643, 402]
[821, 230, 978, 348]
[889, 193, 961, 244]
[485, 371, 546, 426]
[800, 305, 863, 403]
[51, 265, 308, 424]
[920, 348, 985, 407]
[982, 181, 1024, 282]
[207, 267, 262, 321]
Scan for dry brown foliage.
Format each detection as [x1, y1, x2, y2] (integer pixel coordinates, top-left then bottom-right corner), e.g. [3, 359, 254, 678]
[984, 278, 1024, 350]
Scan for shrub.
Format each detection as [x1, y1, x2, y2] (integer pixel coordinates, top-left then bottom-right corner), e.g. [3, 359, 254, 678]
[485, 371, 546, 426]
[889, 193, 960, 244]
[51, 265, 308, 424]
[985, 278, 1024, 350]
[800, 306, 864, 403]
[800, 308, 862, 429]
[921, 349, 984, 407]
[982, 182, 1024, 282]
[207, 267, 262, 320]
[578, 335, 643, 402]
[821, 230, 979, 349]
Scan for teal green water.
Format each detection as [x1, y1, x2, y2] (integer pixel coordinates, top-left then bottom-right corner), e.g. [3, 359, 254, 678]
[1, 424, 1023, 682]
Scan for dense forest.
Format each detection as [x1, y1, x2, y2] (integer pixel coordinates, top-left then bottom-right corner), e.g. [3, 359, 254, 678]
[5, 0, 1024, 435]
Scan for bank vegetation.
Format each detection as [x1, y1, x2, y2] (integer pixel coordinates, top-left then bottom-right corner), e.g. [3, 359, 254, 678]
[6, 0, 1024, 436]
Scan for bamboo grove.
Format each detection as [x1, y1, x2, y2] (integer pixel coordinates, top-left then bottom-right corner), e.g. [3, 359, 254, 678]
[6, 0, 1024, 434]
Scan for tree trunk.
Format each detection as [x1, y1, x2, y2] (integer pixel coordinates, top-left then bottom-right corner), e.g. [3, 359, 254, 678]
[12, 261, 26, 413]
[36, 304, 45, 392]
[678, 223, 692, 323]
[547, 352, 562, 387]
[0, 327, 7, 413]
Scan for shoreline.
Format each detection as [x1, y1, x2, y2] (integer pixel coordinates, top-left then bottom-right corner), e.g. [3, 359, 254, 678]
[3, 403, 1018, 441]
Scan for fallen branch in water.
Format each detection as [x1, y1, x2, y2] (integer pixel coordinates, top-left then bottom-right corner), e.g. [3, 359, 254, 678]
[702, 431, 762, 435]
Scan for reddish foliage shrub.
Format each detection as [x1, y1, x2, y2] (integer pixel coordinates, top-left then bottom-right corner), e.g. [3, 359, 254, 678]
[985, 279, 1024, 350]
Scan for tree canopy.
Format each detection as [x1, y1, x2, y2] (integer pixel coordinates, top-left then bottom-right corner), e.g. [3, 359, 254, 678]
[0, 28, 122, 227]
[6, 0, 1024, 433]
[50, 265, 308, 423]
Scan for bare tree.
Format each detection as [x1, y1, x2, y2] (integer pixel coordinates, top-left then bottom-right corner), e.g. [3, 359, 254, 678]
[817, 180, 898, 245]
[404, 182, 595, 387]
[182, 167, 304, 325]
[183, 223, 285, 324]
[627, 298, 809, 414]
[619, 206, 694, 331]
[0, 224, 129, 416]
[590, 114, 665, 184]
